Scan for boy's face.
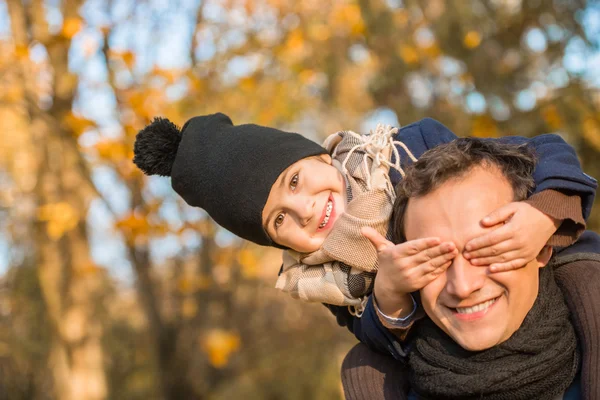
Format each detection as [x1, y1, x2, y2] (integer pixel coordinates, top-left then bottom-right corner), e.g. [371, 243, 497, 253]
[262, 154, 347, 253]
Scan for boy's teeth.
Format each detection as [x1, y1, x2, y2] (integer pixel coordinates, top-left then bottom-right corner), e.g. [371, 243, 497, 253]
[456, 298, 497, 315]
[319, 200, 333, 228]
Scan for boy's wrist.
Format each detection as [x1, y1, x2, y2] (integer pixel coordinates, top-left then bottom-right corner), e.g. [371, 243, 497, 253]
[373, 292, 417, 324]
[373, 280, 414, 319]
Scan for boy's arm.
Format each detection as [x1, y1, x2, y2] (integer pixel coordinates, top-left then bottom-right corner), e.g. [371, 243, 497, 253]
[493, 133, 596, 229]
[524, 189, 584, 246]
[323, 297, 414, 361]
[373, 293, 426, 341]
[408, 119, 596, 236]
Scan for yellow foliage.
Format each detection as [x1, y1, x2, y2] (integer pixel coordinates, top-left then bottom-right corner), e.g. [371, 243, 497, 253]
[62, 18, 83, 39]
[110, 50, 136, 69]
[14, 44, 29, 60]
[286, 29, 305, 53]
[332, 4, 365, 37]
[177, 277, 195, 294]
[471, 115, 499, 138]
[152, 67, 180, 84]
[463, 31, 482, 49]
[423, 43, 441, 58]
[63, 112, 96, 137]
[399, 45, 419, 65]
[115, 213, 150, 244]
[3, 84, 24, 103]
[196, 275, 212, 291]
[75, 262, 101, 276]
[237, 248, 259, 278]
[239, 76, 257, 91]
[176, 274, 212, 293]
[186, 72, 205, 93]
[123, 124, 139, 139]
[200, 329, 241, 368]
[394, 10, 409, 27]
[181, 298, 198, 319]
[0, 342, 9, 356]
[308, 24, 331, 41]
[298, 69, 316, 84]
[541, 105, 563, 130]
[122, 51, 136, 69]
[582, 116, 600, 151]
[125, 90, 166, 119]
[94, 140, 128, 162]
[38, 202, 80, 240]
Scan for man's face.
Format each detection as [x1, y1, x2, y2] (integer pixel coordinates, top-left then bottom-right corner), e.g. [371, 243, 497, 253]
[262, 154, 347, 253]
[404, 166, 548, 351]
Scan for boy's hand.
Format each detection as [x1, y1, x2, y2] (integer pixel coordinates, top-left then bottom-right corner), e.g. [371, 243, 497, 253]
[464, 202, 560, 272]
[362, 227, 458, 294]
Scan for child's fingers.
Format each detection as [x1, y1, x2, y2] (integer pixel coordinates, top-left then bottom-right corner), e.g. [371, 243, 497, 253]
[469, 250, 523, 266]
[464, 226, 514, 255]
[465, 240, 517, 262]
[361, 227, 393, 252]
[415, 247, 458, 275]
[394, 238, 446, 258]
[420, 260, 452, 286]
[480, 203, 517, 227]
[489, 259, 527, 272]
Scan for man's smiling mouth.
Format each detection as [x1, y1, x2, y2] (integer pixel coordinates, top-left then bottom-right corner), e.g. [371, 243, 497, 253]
[455, 297, 499, 315]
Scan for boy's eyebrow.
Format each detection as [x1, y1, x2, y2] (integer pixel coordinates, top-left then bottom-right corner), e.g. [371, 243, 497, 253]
[264, 168, 291, 232]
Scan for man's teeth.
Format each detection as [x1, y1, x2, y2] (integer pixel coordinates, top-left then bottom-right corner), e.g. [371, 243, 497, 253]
[456, 298, 497, 315]
[319, 200, 333, 228]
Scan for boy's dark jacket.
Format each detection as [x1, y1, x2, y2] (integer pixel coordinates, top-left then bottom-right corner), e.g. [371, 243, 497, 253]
[325, 117, 599, 360]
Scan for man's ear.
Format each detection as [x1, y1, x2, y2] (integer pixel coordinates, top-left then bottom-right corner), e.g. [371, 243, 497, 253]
[536, 245, 553, 269]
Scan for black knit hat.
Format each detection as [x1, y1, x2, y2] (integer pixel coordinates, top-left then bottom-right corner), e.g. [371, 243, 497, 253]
[133, 113, 327, 246]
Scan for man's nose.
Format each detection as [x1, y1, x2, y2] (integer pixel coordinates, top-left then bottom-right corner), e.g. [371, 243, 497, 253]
[445, 254, 486, 299]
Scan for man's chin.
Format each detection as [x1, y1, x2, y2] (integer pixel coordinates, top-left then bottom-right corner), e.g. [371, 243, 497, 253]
[447, 327, 505, 352]
[454, 336, 499, 352]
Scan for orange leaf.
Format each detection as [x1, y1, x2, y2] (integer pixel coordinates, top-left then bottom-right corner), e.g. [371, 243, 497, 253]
[63, 112, 96, 137]
[200, 330, 241, 368]
[471, 115, 499, 138]
[399, 45, 419, 65]
[582, 117, 600, 151]
[541, 105, 562, 130]
[463, 31, 482, 49]
[62, 18, 83, 39]
[38, 202, 80, 240]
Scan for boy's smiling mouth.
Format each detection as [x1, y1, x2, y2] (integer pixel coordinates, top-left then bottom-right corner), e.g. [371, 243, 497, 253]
[317, 194, 335, 231]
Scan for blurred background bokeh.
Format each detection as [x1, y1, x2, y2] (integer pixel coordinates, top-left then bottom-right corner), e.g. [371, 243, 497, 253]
[0, 0, 598, 399]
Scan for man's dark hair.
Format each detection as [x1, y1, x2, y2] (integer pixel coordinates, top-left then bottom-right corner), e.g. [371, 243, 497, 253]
[392, 138, 537, 243]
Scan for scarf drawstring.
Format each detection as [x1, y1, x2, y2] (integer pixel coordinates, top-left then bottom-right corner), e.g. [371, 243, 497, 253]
[333, 124, 418, 193]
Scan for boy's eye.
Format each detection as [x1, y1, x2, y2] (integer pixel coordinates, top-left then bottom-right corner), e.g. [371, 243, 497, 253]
[274, 213, 285, 228]
[290, 173, 299, 190]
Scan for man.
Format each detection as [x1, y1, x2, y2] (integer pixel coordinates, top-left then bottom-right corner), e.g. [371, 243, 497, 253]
[339, 138, 600, 399]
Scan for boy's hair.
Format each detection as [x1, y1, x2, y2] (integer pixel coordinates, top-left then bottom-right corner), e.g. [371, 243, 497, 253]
[392, 138, 537, 243]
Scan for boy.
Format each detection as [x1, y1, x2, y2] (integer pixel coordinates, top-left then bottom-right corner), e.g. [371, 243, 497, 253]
[133, 112, 596, 333]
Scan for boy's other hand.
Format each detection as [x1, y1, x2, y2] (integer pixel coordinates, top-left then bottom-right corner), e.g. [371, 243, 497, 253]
[361, 227, 458, 294]
[464, 201, 559, 272]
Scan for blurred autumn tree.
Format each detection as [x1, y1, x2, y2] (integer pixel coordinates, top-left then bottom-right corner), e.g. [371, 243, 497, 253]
[0, 0, 598, 399]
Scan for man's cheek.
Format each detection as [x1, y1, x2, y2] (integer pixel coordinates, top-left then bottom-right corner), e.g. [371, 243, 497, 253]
[420, 274, 446, 315]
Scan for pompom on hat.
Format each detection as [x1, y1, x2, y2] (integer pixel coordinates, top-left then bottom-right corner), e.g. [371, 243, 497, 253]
[133, 113, 327, 247]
